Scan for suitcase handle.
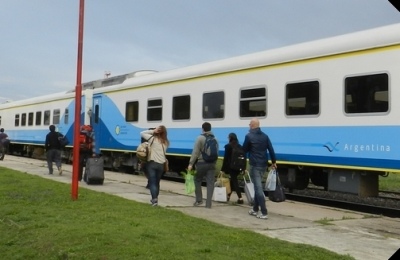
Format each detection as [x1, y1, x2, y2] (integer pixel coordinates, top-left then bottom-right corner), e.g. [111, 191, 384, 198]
[244, 170, 253, 184]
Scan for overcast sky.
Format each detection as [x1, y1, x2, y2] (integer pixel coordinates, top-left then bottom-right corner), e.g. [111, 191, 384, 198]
[1, 0, 399, 102]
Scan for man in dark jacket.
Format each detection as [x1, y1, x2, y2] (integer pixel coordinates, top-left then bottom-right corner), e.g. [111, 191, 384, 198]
[45, 125, 63, 175]
[0, 128, 9, 160]
[242, 118, 277, 219]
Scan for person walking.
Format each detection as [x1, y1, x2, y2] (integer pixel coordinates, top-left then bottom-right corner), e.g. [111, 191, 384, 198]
[141, 125, 169, 206]
[0, 128, 9, 160]
[242, 118, 277, 219]
[220, 133, 244, 204]
[188, 122, 219, 208]
[45, 125, 63, 175]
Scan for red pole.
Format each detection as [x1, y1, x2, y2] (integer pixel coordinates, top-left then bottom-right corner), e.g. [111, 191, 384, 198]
[72, 0, 85, 200]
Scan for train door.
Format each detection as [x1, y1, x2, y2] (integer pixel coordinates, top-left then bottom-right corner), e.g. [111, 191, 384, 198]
[92, 96, 102, 154]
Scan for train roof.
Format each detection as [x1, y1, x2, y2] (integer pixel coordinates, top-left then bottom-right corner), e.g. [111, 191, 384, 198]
[99, 22, 400, 93]
[0, 91, 75, 109]
[2, 23, 400, 103]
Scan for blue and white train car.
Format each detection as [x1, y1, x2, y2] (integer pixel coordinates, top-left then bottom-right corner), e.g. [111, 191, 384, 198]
[1, 23, 400, 195]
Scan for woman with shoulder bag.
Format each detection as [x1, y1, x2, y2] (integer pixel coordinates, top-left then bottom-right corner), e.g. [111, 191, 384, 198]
[140, 125, 169, 206]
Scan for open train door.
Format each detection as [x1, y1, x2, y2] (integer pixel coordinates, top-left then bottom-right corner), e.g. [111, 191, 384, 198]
[92, 95, 102, 155]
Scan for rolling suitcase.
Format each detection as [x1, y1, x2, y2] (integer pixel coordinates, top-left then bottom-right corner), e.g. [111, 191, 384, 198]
[244, 170, 255, 205]
[84, 157, 105, 185]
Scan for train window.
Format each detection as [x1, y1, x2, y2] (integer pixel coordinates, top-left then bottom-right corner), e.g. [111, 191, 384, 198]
[344, 73, 389, 114]
[53, 109, 60, 125]
[28, 112, 34, 126]
[35, 112, 42, 126]
[147, 99, 162, 121]
[15, 114, 19, 127]
[44, 110, 50, 125]
[21, 113, 27, 126]
[64, 108, 69, 124]
[240, 87, 267, 117]
[203, 92, 224, 119]
[126, 101, 139, 122]
[172, 95, 190, 120]
[286, 81, 319, 116]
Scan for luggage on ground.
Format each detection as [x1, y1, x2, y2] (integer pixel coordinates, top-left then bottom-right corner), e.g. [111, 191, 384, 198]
[268, 171, 286, 202]
[244, 170, 255, 205]
[84, 157, 105, 185]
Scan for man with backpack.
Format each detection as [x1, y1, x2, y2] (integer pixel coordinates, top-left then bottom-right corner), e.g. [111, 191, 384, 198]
[45, 125, 63, 175]
[188, 122, 219, 208]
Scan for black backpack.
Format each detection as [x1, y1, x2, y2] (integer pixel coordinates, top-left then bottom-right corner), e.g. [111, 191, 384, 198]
[230, 144, 246, 171]
[201, 134, 218, 162]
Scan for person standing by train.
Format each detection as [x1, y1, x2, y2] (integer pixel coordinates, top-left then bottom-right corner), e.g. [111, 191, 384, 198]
[187, 122, 219, 209]
[242, 118, 277, 219]
[45, 125, 63, 175]
[0, 128, 9, 160]
[220, 133, 244, 204]
[140, 126, 169, 206]
[79, 124, 96, 182]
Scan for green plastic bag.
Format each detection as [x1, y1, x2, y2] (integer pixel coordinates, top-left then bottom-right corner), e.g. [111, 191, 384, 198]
[182, 170, 195, 194]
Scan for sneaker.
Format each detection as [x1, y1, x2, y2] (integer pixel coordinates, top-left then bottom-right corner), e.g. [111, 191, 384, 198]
[150, 199, 158, 207]
[237, 199, 244, 204]
[248, 209, 258, 216]
[58, 167, 63, 175]
[257, 214, 268, 219]
[193, 201, 203, 207]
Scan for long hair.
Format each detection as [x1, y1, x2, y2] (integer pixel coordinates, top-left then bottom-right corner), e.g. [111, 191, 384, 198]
[155, 125, 169, 146]
[228, 132, 239, 145]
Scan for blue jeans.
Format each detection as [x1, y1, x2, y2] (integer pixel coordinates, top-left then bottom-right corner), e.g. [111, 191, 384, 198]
[194, 162, 216, 208]
[249, 166, 268, 215]
[146, 161, 163, 201]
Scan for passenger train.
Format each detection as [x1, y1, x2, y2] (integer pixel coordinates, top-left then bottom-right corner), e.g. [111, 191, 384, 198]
[1, 23, 400, 196]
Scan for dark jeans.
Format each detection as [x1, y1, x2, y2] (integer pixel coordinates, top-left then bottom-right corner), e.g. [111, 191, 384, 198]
[146, 161, 164, 201]
[79, 151, 91, 181]
[228, 170, 242, 199]
[46, 149, 61, 174]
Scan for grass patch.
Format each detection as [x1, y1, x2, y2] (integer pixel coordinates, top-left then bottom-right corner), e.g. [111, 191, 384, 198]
[0, 167, 354, 260]
[314, 217, 335, 225]
[379, 173, 400, 192]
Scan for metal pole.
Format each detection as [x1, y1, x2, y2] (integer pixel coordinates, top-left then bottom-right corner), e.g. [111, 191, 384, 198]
[72, 0, 85, 200]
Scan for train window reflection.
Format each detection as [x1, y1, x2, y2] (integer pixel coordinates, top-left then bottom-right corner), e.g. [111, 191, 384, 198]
[36, 112, 41, 126]
[53, 109, 60, 125]
[345, 73, 388, 114]
[203, 91, 224, 119]
[126, 101, 139, 122]
[173, 95, 190, 120]
[147, 99, 162, 121]
[286, 81, 319, 116]
[240, 87, 266, 117]
[28, 112, 34, 126]
[64, 108, 69, 124]
[15, 114, 19, 127]
[21, 113, 27, 126]
[44, 110, 50, 125]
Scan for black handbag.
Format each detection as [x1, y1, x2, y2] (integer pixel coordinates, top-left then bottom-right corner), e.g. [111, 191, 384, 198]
[268, 172, 286, 202]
